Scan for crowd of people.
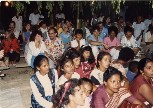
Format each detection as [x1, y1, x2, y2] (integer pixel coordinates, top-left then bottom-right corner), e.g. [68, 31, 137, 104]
[0, 9, 153, 107]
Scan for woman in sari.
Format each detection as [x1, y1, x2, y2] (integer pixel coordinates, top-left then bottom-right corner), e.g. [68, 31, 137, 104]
[91, 66, 144, 108]
[130, 58, 153, 107]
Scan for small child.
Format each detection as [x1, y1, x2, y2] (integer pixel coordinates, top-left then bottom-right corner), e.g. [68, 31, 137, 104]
[80, 45, 96, 78]
[126, 61, 139, 82]
[30, 55, 58, 108]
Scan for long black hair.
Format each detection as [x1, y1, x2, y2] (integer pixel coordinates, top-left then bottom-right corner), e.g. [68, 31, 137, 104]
[80, 45, 95, 64]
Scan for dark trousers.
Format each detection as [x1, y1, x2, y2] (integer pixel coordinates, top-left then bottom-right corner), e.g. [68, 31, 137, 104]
[7, 51, 20, 62]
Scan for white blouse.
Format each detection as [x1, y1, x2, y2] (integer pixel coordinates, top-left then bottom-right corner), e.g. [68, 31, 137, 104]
[30, 70, 58, 108]
[25, 41, 48, 66]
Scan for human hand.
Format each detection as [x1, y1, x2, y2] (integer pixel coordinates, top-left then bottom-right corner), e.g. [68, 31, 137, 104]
[0, 50, 4, 58]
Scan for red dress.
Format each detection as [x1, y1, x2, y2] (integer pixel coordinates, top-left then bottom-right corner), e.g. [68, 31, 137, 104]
[81, 61, 95, 78]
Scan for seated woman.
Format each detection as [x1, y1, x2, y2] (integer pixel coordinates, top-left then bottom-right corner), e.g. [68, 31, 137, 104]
[130, 58, 153, 106]
[103, 26, 122, 60]
[121, 26, 140, 55]
[91, 66, 144, 108]
[30, 55, 58, 108]
[90, 51, 111, 85]
[53, 78, 86, 108]
[87, 26, 108, 58]
[24, 30, 48, 68]
[2, 30, 20, 66]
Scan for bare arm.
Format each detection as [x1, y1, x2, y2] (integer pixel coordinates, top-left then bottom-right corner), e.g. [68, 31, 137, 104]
[88, 40, 109, 49]
[139, 84, 153, 105]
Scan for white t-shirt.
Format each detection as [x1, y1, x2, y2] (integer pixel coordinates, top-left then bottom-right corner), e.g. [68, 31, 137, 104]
[71, 39, 86, 48]
[145, 31, 153, 42]
[132, 22, 145, 45]
[57, 72, 80, 89]
[25, 41, 48, 66]
[121, 35, 139, 48]
[12, 16, 22, 32]
[90, 68, 105, 85]
[29, 13, 44, 25]
[55, 13, 65, 19]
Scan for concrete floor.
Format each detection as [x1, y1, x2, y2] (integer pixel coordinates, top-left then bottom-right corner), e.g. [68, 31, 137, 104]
[0, 64, 33, 108]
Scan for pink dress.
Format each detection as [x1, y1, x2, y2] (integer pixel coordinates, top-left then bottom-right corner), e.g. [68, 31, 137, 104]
[103, 36, 120, 52]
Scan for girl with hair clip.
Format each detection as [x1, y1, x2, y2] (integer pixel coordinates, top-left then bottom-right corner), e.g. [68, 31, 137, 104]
[57, 55, 80, 89]
[30, 55, 58, 108]
[63, 47, 84, 78]
[53, 79, 86, 108]
[80, 45, 96, 78]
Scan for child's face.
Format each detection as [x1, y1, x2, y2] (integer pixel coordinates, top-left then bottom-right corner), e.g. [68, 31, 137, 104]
[70, 86, 86, 106]
[26, 24, 31, 30]
[63, 61, 75, 74]
[98, 55, 111, 69]
[125, 31, 132, 39]
[37, 60, 50, 75]
[42, 24, 47, 29]
[83, 50, 90, 60]
[76, 33, 82, 40]
[73, 57, 81, 69]
[83, 84, 93, 97]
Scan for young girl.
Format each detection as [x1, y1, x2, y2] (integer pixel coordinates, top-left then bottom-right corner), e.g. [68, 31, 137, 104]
[53, 79, 86, 108]
[22, 22, 31, 50]
[71, 29, 86, 51]
[60, 24, 71, 49]
[57, 55, 80, 89]
[90, 51, 111, 85]
[63, 47, 84, 78]
[77, 78, 94, 108]
[30, 55, 58, 108]
[80, 45, 96, 78]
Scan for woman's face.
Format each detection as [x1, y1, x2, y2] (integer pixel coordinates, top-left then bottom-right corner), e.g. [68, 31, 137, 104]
[83, 50, 90, 60]
[82, 84, 93, 97]
[143, 61, 153, 78]
[98, 55, 111, 70]
[37, 60, 50, 75]
[35, 34, 42, 42]
[71, 86, 86, 106]
[105, 74, 121, 95]
[63, 60, 75, 74]
[109, 31, 116, 38]
[26, 24, 31, 30]
[73, 57, 81, 69]
[63, 25, 69, 32]
[93, 29, 100, 37]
